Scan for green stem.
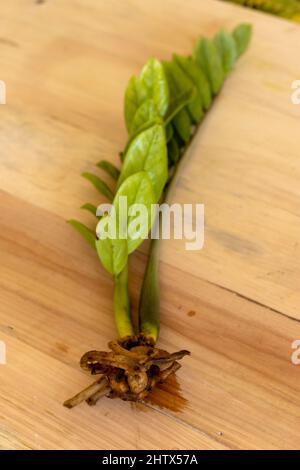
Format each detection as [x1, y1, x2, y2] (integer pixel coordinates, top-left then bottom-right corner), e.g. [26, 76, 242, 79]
[113, 264, 134, 338]
[138, 220, 161, 344]
[139, 154, 187, 344]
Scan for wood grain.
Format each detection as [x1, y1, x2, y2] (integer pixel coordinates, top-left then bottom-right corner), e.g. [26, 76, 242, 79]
[0, 0, 300, 450]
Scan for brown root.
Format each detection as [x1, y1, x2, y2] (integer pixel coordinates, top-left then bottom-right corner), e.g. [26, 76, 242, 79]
[63, 376, 109, 408]
[64, 335, 190, 408]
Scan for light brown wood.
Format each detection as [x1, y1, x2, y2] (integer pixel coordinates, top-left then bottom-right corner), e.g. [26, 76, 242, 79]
[0, 0, 300, 450]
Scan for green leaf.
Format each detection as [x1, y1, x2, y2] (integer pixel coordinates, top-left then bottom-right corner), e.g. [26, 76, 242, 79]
[214, 30, 238, 75]
[138, 58, 169, 118]
[193, 37, 224, 95]
[95, 222, 128, 276]
[80, 203, 98, 217]
[172, 107, 192, 144]
[164, 87, 195, 124]
[115, 171, 156, 254]
[129, 98, 160, 136]
[118, 124, 168, 201]
[174, 54, 212, 111]
[96, 160, 120, 181]
[186, 92, 204, 124]
[122, 117, 163, 160]
[124, 58, 169, 133]
[166, 59, 202, 123]
[67, 220, 95, 249]
[96, 172, 156, 275]
[163, 60, 197, 120]
[124, 76, 143, 133]
[81, 202, 105, 220]
[82, 172, 114, 202]
[232, 23, 252, 58]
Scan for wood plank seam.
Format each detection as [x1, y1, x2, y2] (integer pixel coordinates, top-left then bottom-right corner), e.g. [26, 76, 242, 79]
[161, 259, 300, 324]
[144, 402, 234, 450]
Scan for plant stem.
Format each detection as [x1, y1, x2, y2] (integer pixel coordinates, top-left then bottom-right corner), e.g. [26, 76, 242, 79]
[139, 146, 190, 344]
[114, 264, 134, 338]
[138, 223, 161, 344]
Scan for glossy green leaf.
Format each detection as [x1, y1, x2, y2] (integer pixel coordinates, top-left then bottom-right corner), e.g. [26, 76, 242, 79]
[214, 30, 237, 75]
[232, 23, 252, 58]
[186, 92, 204, 124]
[124, 76, 143, 133]
[96, 160, 120, 181]
[166, 59, 202, 123]
[122, 117, 163, 161]
[124, 58, 169, 133]
[82, 172, 114, 202]
[138, 58, 169, 118]
[114, 171, 156, 254]
[172, 107, 192, 144]
[163, 60, 197, 120]
[193, 37, 224, 95]
[129, 98, 161, 136]
[95, 223, 128, 277]
[164, 87, 195, 124]
[67, 219, 95, 249]
[174, 54, 212, 111]
[118, 124, 168, 201]
[96, 172, 156, 275]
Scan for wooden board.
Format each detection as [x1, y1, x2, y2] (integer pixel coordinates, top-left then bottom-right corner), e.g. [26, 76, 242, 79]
[0, 0, 300, 450]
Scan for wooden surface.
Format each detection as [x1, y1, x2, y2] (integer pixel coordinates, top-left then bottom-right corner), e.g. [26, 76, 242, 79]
[0, 0, 300, 450]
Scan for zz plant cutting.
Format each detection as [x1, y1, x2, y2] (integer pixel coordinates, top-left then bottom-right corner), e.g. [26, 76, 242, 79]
[64, 24, 252, 408]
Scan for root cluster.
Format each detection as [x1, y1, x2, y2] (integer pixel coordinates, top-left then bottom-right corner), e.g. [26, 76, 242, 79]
[64, 336, 190, 408]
